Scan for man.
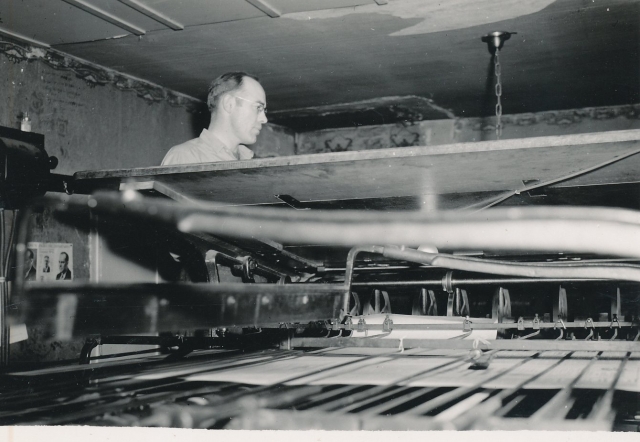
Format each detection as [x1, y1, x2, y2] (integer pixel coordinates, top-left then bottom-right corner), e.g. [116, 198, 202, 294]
[56, 252, 72, 280]
[162, 72, 268, 165]
[42, 255, 50, 273]
[24, 249, 36, 281]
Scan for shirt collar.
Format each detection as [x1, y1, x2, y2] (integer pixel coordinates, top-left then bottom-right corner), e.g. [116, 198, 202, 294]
[199, 129, 255, 160]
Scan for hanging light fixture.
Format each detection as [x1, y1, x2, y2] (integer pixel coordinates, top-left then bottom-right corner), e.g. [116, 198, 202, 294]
[481, 31, 515, 140]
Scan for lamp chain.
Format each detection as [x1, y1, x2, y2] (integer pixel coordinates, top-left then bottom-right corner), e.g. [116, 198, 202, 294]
[494, 48, 503, 139]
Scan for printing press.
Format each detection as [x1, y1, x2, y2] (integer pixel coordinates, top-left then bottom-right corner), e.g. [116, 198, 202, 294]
[1, 129, 640, 431]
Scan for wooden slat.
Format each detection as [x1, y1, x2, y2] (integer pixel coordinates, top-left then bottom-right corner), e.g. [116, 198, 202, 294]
[117, 0, 184, 30]
[61, 0, 146, 35]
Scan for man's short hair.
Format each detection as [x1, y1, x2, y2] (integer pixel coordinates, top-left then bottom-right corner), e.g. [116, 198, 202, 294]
[26, 249, 34, 260]
[207, 72, 260, 113]
[60, 252, 69, 263]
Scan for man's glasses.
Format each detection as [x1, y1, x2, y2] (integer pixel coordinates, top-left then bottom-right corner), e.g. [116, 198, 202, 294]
[231, 95, 267, 115]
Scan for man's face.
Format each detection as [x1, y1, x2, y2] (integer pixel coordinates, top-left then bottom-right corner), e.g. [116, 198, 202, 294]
[44, 256, 49, 266]
[228, 77, 268, 145]
[59, 254, 68, 273]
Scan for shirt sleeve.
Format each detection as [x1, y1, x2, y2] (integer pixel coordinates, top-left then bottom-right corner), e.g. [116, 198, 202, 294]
[161, 145, 197, 166]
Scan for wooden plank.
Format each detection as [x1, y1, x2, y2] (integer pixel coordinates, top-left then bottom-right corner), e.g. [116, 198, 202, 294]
[73, 130, 640, 206]
[61, 0, 146, 35]
[117, 0, 184, 30]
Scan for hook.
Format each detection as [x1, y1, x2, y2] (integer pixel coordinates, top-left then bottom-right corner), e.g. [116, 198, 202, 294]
[584, 318, 595, 341]
[608, 314, 620, 341]
[518, 330, 541, 340]
[554, 318, 566, 341]
[555, 328, 564, 340]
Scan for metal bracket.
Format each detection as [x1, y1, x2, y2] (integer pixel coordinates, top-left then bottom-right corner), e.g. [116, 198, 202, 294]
[517, 317, 525, 331]
[383, 315, 394, 332]
[532, 314, 541, 330]
[584, 318, 595, 341]
[463, 317, 472, 332]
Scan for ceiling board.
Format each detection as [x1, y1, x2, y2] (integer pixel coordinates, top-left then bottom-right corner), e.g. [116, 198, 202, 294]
[2, 0, 638, 130]
[130, 0, 266, 27]
[76, 0, 169, 32]
[0, 0, 141, 44]
[270, 0, 374, 15]
[53, 0, 639, 124]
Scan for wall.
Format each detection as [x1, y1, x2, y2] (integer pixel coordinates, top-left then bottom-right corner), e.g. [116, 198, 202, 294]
[0, 38, 294, 173]
[296, 104, 640, 154]
[0, 40, 204, 174]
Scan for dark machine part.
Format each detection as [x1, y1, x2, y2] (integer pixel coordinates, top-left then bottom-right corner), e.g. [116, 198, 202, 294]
[0, 126, 71, 209]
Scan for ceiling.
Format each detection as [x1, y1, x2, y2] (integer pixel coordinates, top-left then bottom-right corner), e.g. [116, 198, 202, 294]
[1, 0, 638, 131]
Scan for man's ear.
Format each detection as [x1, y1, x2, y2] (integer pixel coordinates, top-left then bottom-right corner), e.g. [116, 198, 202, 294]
[220, 94, 235, 114]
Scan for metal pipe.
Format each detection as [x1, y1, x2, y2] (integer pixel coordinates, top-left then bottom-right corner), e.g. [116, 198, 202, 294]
[343, 245, 385, 315]
[74, 192, 640, 259]
[381, 247, 640, 283]
[334, 320, 636, 331]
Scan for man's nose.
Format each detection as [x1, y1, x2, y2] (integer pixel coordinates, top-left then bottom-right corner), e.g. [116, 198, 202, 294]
[258, 111, 268, 124]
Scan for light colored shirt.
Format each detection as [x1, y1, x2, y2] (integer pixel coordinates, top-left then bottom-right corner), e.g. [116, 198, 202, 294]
[161, 129, 254, 166]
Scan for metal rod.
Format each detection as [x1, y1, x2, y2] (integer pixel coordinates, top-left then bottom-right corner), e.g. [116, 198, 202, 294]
[291, 337, 640, 352]
[405, 352, 539, 416]
[352, 277, 609, 287]
[343, 246, 385, 315]
[76, 191, 640, 259]
[312, 352, 474, 413]
[530, 352, 601, 420]
[335, 320, 636, 331]
[381, 246, 640, 283]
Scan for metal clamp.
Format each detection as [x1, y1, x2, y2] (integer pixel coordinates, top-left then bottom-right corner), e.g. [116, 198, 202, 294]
[463, 317, 472, 332]
[383, 315, 394, 332]
[517, 317, 525, 331]
[609, 314, 620, 340]
[532, 314, 541, 330]
[357, 318, 368, 337]
[584, 318, 595, 341]
[343, 316, 353, 331]
[554, 318, 566, 340]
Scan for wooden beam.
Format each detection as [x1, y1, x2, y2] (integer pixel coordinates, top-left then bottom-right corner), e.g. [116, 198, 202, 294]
[117, 0, 184, 30]
[61, 0, 146, 36]
[245, 0, 281, 18]
[0, 27, 50, 48]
